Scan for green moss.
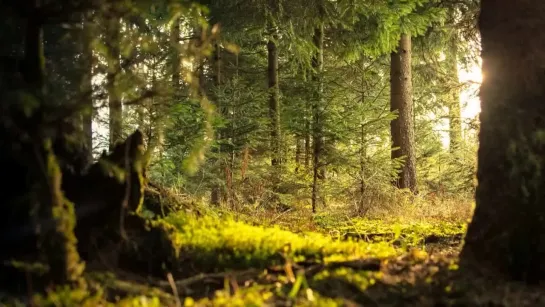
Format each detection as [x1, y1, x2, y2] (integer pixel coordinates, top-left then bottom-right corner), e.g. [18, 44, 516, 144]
[182, 284, 345, 306]
[315, 216, 466, 249]
[163, 213, 397, 271]
[44, 140, 86, 287]
[183, 286, 274, 307]
[26, 284, 166, 307]
[313, 267, 379, 292]
[30, 285, 104, 307]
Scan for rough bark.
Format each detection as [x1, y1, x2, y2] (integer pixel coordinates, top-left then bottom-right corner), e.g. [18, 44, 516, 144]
[106, 15, 122, 150]
[460, 0, 545, 283]
[390, 34, 417, 193]
[311, 23, 324, 213]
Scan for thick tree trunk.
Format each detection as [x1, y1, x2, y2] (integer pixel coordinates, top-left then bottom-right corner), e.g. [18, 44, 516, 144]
[107, 16, 122, 150]
[311, 24, 324, 213]
[461, 0, 545, 283]
[29, 11, 87, 288]
[446, 37, 462, 151]
[22, 11, 45, 91]
[1, 7, 86, 291]
[390, 33, 417, 193]
[268, 37, 281, 167]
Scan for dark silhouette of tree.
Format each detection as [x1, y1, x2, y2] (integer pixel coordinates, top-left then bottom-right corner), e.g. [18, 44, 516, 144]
[461, 0, 545, 283]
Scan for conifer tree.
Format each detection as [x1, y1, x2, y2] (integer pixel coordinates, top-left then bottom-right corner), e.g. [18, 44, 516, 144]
[390, 33, 417, 193]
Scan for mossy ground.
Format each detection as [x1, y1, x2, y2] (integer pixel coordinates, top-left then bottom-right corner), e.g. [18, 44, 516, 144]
[3, 198, 545, 306]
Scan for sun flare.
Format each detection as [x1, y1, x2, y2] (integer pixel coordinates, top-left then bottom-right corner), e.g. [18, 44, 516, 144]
[459, 60, 482, 120]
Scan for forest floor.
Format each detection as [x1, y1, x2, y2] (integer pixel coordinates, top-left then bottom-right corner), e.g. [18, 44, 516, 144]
[4, 196, 545, 306]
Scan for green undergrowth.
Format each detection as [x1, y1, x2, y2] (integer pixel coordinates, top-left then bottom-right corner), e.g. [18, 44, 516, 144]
[162, 212, 398, 272]
[314, 214, 467, 249]
[4, 285, 164, 307]
[183, 284, 348, 306]
[2, 208, 471, 306]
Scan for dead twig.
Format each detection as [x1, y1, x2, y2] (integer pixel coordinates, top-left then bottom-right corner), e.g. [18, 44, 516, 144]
[166, 272, 182, 307]
[157, 269, 260, 293]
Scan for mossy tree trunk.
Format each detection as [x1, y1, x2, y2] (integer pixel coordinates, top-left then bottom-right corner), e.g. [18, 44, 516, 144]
[390, 33, 417, 193]
[17, 4, 86, 288]
[461, 0, 545, 283]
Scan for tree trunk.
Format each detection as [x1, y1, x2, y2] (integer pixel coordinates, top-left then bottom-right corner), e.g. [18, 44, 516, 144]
[295, 138, 303, 172]
[30, 10, 87, 288]
[81, 18, 94, 165]
[210, 43, 222, 206]
[149, 59, 163, 157]
[171, 18, 181, 92]
[446, 36, 462, 151]
[311, 23, 324, 213]
[268, 37, 281, 167]
[305, 101, 311, 169]
[106, 16, 122, 150]
[1, 5, 86, 290]
[359, 122, 367, 212]
[359, 61, 367, 212]
[390, 33, 417, 193]
[460, 0, 545, 283]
